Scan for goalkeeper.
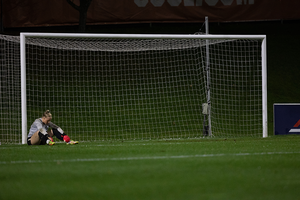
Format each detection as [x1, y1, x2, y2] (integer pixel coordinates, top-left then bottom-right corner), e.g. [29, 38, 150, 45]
[27, 110, 78, 145]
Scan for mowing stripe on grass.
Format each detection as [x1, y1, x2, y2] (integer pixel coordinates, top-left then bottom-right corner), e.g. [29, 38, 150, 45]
[1, 151, 300, 165]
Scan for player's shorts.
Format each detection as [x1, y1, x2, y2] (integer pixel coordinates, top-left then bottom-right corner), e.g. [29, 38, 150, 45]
[27, 137, 32, 145]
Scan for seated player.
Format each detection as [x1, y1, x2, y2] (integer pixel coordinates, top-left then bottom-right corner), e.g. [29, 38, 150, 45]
[27, 110, 78, 146]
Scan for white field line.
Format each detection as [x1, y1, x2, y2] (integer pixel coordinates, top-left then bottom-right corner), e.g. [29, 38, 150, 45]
[97, 142, 193, 147]
[1, 151, 300, 165]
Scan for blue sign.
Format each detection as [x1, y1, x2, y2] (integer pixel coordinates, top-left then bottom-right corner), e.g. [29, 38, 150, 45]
[274, 103, 300, 135]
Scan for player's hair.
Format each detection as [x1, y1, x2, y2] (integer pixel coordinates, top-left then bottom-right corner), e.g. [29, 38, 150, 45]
[43, 110, 52, 118]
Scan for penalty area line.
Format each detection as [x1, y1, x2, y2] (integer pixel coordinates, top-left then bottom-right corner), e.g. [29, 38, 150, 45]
[1, 151, 300, 165]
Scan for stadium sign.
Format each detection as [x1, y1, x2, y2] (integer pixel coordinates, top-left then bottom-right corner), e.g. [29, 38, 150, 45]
[289, 119, 300, 133]
[134, 0, 254, 7]
[1, 0, 300, 28]
[274, 103, 300, 135]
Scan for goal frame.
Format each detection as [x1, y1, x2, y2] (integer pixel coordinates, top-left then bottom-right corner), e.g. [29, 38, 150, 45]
[20, 32, 267, 144]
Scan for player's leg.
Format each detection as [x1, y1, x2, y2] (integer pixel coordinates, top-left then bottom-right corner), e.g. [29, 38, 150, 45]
[29, 130, 41, 145]
[52, 128, 67, 141]
[28, 130, 55, 145]
[52, 128, 78, 145]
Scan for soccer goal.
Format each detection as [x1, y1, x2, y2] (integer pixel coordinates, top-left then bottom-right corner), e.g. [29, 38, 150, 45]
[19, 33, 267, 144]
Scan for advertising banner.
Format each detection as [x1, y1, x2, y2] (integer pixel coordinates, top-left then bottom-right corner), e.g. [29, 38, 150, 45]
[274, 104, 300, 135]
[2, 0, 300, 28]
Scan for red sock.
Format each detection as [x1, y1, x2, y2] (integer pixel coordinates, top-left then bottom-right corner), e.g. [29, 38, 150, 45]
[63, 135, 70, 143]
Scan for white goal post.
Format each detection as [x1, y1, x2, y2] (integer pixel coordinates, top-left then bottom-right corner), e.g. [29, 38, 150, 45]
[20, 33, 267, 144]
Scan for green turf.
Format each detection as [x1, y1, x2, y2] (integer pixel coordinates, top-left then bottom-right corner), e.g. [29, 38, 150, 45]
[1, 135, 300, 200]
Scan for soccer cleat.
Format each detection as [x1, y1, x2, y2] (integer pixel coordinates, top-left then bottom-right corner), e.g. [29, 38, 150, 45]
[48, 141, 55, 146]
[66, 140, 78, 145]
[46, 137, 55, 145]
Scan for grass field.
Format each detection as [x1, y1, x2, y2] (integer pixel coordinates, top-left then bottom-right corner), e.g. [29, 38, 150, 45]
[1, 135, 300, 200]
[1, 21, 300, 199]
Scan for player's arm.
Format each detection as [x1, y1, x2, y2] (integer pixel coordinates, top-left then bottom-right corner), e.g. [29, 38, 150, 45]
[48, 122, 60, 129]
[35, 119, 47, 135]
[47, 129, 54, 137]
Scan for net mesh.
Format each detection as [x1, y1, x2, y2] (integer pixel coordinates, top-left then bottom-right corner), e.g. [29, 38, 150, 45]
[26, 38, 207, 141]
[208, 40, 262, 137]
[0, 35, 21, 143]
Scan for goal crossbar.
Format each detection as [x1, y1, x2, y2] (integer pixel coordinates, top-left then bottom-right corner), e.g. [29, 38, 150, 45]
[20, 32, 266, 40]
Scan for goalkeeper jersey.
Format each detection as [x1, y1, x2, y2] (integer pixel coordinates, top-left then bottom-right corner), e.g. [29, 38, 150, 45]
[27, 118, 50, 138]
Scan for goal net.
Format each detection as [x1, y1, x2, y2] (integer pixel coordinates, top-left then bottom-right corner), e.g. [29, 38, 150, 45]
[0, 35, 21, 143]
[2, 33, 267, 144]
